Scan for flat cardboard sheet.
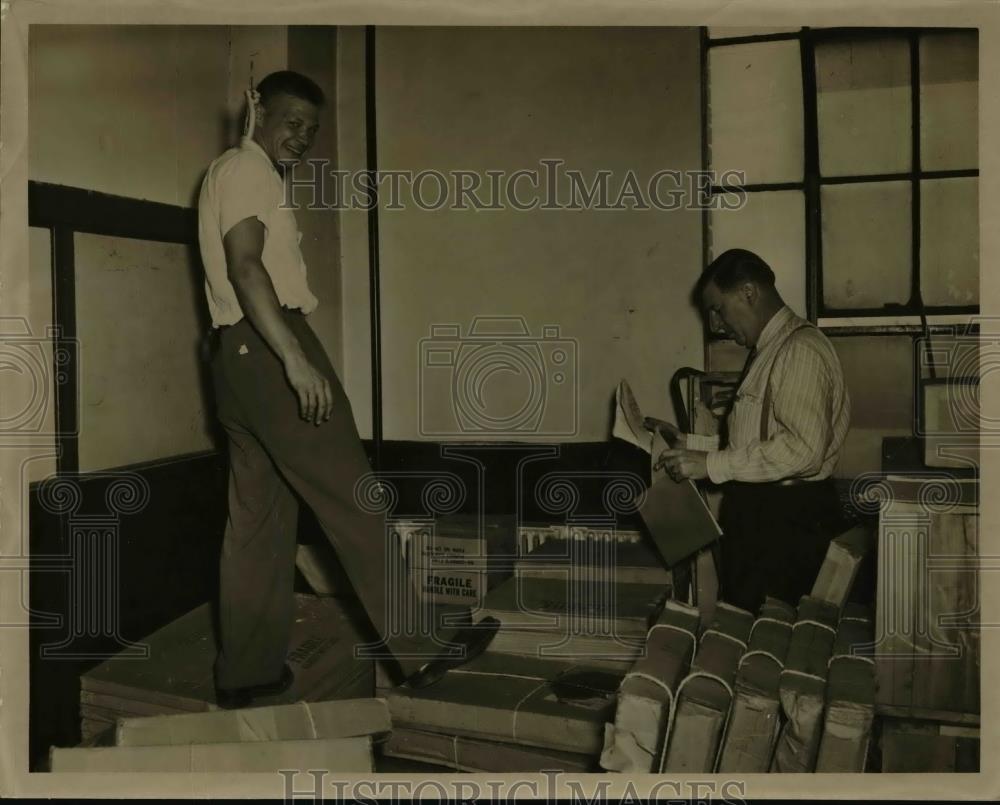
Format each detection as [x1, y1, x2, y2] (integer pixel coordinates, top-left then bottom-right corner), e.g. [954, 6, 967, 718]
[115, 697, 391, 747]
[50, 736, 374, 773]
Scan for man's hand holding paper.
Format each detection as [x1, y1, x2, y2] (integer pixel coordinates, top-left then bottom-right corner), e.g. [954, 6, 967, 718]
[654, 447, 708, 482]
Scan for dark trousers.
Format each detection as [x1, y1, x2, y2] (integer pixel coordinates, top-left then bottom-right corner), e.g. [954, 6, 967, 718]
[210, 310, 457, 688]
[718, 478, 844, 614]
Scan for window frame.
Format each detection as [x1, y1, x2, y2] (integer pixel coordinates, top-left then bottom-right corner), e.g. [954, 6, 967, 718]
[702, 26, 980, 335]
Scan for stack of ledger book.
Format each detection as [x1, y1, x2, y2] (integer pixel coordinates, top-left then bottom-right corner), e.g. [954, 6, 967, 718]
[53, 698, 389, 772]
[78, 594, 374, 742]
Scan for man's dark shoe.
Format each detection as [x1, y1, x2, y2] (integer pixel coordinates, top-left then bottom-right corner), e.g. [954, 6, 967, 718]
[404, 616, 501, 690]
[215, 663, 295, 710]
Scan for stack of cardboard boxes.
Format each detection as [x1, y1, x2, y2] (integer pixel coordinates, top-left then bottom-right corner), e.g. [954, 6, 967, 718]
[380, 518, 674, 771]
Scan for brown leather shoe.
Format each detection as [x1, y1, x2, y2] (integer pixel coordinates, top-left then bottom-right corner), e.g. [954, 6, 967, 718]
[404, 617, 501, 689]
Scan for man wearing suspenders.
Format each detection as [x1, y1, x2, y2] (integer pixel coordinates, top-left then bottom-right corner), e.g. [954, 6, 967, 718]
[652, 249, 851, 613]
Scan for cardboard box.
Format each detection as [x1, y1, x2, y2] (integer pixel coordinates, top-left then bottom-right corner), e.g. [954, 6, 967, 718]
[115, 698, 390, 747]
[385, 652, 621, 755]
[480, 576, 669, 666]
[717, 597, 796, 772]
[880, 719, 980, 773]
[49, 736, 373, 773]
[517, 523, 644, 556]
[396, 514, 518, 607]
[601, 600, 700, 772]
[661, 602, 753, 772]
[810, 525, 870, 608]
[80, 595, 373, 718]
[383, 727, 594, 773]
[770, 596, 839, 772]
[516, 537, 671, 586]
[815, 604, 876, 772]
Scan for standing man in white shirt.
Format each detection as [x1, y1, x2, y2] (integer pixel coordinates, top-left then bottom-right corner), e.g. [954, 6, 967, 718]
[198, 71, 497, 708]
[650, 249, 850, 612]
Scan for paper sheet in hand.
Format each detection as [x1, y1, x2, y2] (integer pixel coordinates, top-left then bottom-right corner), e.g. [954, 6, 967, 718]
[612, 379, 653, 454]
[638, 431, 721, 567]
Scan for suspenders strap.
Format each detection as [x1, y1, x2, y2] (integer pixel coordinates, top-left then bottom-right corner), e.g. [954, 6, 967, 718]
[759, 323, 813, 442]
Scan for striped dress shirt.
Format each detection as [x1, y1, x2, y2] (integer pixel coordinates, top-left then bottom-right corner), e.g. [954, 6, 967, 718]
[688, 306, 850, 484]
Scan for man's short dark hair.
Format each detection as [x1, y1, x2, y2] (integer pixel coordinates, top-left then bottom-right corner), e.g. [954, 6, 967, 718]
[694, 248, 776, 302]
[256, 70, 325, 107]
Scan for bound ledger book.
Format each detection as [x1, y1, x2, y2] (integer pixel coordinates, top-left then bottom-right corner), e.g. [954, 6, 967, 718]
[771, 596, 840, 772]
[810, 525, 870, 608]
[815, 604, 876, 772]
[717, 597, 797, 772]
[600, 600, 700, 773]
[660, 602, 754, 773]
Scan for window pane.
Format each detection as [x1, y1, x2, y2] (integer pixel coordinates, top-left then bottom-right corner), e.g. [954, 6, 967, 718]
[708, 27, 801, 39]
[709, 41, 804, 184]
[821, 181, 912, 309]
[710, 189, 807, 318]
[920, 31, 978, 171]
[816, 38, 911, 177]
[921, 177, 978, 307]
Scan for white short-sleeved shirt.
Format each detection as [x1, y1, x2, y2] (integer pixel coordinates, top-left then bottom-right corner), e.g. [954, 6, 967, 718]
[198, 136, 319, 327]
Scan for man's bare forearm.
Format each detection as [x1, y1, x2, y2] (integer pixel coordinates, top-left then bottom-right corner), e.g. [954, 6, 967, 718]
[228, 258, 307, 366]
